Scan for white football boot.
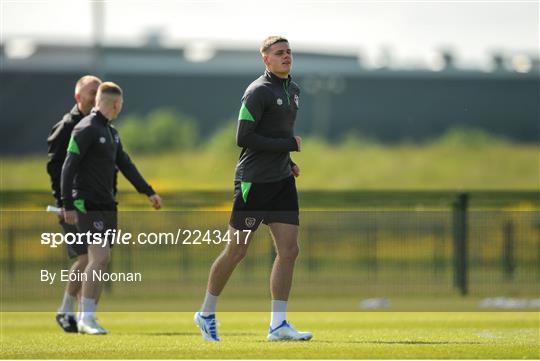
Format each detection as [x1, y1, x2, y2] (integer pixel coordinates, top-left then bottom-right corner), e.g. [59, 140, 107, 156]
[77, 316, 108, 335]
[194, 312, 220, 342]
[267, 320, 312, 341]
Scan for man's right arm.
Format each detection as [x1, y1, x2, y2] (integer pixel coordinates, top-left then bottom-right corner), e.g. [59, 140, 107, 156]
[46, 120, 71, 207]
[236, 87, 298, 152]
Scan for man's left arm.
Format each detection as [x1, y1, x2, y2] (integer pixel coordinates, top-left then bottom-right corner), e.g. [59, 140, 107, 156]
[114, 129, 162, 209]
[47, 120, 71, 207]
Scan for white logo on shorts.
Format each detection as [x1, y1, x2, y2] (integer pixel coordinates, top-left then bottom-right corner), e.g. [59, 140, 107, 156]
[276, 98, 283, 106]
[93, 220, 104, 231]
[99, 137, 106, 144]
[245, 217, 256, 228]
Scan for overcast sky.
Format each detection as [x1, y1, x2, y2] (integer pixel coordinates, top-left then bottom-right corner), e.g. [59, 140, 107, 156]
[1, 0, 538, 67]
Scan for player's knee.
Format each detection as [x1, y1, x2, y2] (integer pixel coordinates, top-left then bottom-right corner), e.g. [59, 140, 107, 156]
[75, 255, 89, 270]
[225, 247, 248, 264]
[278, 244, 299, 261]
[92, 252, 111, 267]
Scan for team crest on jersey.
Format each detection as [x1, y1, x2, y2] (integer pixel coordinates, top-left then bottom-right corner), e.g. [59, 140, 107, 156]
[294, 94, 299, 107]
[99, 137, 106, 144]
[93, 220, 104, 231]
[245, 217, 256, 228]
[276, 98, 283, 106]
[114, 134, 119, 143]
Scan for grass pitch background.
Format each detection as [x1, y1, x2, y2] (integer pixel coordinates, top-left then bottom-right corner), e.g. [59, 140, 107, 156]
[2, 129, 538, 192]
[1, 311, 538, 359]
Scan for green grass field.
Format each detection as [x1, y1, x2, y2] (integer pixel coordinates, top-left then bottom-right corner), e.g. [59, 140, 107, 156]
[1, 312, 538, 359]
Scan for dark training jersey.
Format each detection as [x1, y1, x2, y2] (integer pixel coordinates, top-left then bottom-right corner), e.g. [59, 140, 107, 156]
[47, 105, 85, 207]
[235, 70, 300, 183]
[61, 110, 154, 211]
[47, 105, 119, 208]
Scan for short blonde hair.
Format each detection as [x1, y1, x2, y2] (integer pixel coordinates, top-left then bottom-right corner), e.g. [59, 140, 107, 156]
[260, 36, 289, 55]
[75, 75, 101, 94]
[97, 82, 122, 96]
[96, 82, 123, 105]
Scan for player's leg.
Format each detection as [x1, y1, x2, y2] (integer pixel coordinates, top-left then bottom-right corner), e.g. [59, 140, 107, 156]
[195, 181, 264, 341]
[266, 176, 311, 341]
[195, 226, 254, 341]
[269, 223, 298, 330]
[65, 254, 88, 296]
[267, 222, 311, 341]
[269, 222, 299, 302]
[76, 242, 110, 335]
[59, 254, 88, 310]
[56, 219, 87, 333]
[206, 226, 254, 297]
[56, 254, 88, 332]
[267, 176, 300, 304]
[81, 243, 110, 299]
[77, 243, 110, 334]
[77, 209, 114, 335]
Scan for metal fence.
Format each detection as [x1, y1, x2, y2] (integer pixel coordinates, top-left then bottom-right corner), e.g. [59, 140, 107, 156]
[1, 196, 538, 311]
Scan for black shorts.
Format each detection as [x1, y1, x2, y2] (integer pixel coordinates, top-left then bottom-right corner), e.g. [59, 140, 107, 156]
[69, 200, 117, 257]
[229, 175, 299, 231]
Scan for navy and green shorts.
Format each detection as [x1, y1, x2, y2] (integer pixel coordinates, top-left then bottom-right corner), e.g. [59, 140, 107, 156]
[229, 175, 299, 231]
[69, 200, 117, 257]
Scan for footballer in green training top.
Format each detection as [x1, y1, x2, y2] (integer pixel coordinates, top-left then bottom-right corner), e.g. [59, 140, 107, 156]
[194, 36, 312, 342]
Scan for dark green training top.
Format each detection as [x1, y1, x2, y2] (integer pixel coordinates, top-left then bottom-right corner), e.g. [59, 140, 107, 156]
[61, 110, 154, 211]
[46, 105, 85, 207]
[235, 70, 300, 183]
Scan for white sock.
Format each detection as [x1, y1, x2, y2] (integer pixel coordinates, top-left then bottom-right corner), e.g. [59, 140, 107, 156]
[270, 300, 287, 330]
[200, 291, 218, 316]
[79, 297, 97, 321]
[58, 292, 76, 315]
